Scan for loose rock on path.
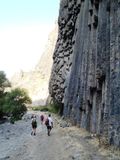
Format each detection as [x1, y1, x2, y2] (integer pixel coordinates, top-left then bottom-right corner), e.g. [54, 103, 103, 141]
[0, 111, 120, 160]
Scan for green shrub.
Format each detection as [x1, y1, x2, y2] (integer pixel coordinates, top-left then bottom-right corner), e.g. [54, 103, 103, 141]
[32, 103, 59, 114]
[0, 96, 5, 118]
[0, 71, 11, 119]
[10, 117, 15, 124]
[32, 100, 60, 114]
[40, 107, 49, 111]
[32, 106, 49, 111]
[48, 103, 60, 113]
[3, 88, 32, 120]
[31, 106, 40, 111]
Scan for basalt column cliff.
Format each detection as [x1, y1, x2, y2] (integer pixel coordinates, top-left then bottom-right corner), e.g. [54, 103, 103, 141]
[49, 0, 120, 147]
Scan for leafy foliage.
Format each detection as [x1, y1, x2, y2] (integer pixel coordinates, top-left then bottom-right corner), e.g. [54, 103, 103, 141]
[0, 71, 32, 122]
[0, 71, 11, 94]
[49, 103, 60, 113]
[3, 88, 32, 120]
[32, 106, 49, 111]
[0, 95, 5, 118]
[32, 102, 59, 114]
[0, 71, 11, 118]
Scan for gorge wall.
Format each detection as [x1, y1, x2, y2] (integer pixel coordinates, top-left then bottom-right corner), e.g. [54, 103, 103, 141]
[49, 0, 120, 147]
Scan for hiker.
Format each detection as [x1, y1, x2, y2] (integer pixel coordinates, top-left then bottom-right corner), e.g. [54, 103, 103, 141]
[40, 114, 44, 125]
[45, 114, 53, 136]
[31, 115, 37, 136]
[31, 114, 34, 119]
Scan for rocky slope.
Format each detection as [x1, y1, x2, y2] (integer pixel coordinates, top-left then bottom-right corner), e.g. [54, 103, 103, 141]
[11, 25, 58, 106]
[49, 0, 120, 147]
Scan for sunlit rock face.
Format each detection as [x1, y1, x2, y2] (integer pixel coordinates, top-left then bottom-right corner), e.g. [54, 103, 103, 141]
[49, 0, 120, 147]
[11, 25, 58, 106]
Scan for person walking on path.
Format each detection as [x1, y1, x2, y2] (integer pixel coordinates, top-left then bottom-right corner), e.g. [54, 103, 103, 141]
[40, 114, 44, 125]
[31, 115, 37, 136]
[45, 114, 53, 136]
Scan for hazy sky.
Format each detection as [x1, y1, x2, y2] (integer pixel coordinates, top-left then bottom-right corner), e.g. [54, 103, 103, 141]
[0, 0, 60, 79]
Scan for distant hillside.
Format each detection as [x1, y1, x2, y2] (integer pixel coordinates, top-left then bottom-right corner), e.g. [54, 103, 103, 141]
[11, 24, 58, 106]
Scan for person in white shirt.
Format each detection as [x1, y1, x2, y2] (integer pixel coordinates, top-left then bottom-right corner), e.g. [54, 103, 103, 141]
[45, 114, 53, 136]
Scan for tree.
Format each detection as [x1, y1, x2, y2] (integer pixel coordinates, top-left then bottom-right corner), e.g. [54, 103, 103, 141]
[3, 88, 32, 120]
[0, 71, 11, 93]
[0, 71, 11, 118]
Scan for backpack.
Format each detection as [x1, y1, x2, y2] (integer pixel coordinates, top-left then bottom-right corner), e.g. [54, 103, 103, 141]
[32, 119, 37, 128]
[40, 115, 44, 121]
[45, 118, 49, 126]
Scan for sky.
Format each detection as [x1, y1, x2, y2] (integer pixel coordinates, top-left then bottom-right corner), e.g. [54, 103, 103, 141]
[0, 0, 60, 79]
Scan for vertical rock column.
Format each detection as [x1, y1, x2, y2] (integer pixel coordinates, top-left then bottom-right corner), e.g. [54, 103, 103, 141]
[49, 0, 120, 147]
[49, 0, 81, 105]
[108, 1, 120, 147]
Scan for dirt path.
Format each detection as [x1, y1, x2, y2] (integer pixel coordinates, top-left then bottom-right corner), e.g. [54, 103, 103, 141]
[0, 111, 120, 160]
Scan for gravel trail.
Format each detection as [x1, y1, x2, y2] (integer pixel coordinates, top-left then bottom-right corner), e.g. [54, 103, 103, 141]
[0, 111, 119, 160]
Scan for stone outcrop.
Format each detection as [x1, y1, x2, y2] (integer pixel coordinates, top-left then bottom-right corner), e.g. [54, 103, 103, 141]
[11, 24, 58, 106]
[49, 0, 120, 147]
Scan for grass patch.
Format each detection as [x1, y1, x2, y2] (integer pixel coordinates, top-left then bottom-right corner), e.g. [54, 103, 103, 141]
[32, 106, 49, 111]
[32, 103, 60, 114]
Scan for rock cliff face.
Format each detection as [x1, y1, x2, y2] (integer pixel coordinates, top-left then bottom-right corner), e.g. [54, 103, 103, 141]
[11, 25, 58, 106]
[49, 0, 120, 147]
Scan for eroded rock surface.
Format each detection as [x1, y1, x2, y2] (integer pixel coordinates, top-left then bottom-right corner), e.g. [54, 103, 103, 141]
[49, 0, 120, 147]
